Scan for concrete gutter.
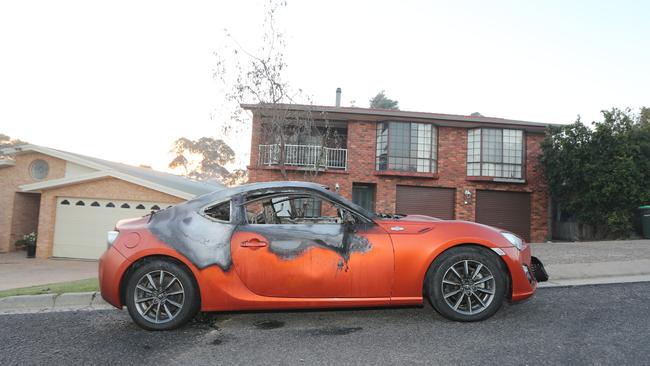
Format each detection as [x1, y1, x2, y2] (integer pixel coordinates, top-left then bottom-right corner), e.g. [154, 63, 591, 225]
[0, 292, 113, 314]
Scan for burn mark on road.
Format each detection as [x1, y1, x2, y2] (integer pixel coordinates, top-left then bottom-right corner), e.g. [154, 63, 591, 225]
[253, 320, 286, 330]
[210, 334, 235, 345]
[303, 326, 363, 336]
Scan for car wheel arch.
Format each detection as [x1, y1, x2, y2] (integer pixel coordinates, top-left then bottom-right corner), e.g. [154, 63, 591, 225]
[421, 243, 512, 300]
[119, 254, 202, 308]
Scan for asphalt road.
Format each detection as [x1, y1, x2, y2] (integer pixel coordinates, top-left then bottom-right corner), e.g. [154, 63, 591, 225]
[1, 282, 649, 366]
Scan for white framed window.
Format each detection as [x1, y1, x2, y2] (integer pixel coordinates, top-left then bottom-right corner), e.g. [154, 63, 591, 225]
[467, 128, 524, 179]
[375, 122, 437, 173]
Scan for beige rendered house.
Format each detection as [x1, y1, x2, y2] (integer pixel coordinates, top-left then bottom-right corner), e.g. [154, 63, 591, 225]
[0, 145, 222, 259]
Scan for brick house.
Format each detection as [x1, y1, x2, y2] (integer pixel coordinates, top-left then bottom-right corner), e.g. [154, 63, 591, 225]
[244, 104, 550, 243]
[0, 145, 222, 259]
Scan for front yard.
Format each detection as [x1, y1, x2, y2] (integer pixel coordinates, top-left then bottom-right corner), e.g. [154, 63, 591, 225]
[0, 278, 99, 298]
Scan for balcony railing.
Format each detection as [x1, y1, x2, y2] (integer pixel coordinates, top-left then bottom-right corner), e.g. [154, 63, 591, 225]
[258, 144, 347, 170]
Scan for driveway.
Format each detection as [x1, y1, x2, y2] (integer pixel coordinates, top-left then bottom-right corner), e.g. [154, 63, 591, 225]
[0, 252, 97, 291]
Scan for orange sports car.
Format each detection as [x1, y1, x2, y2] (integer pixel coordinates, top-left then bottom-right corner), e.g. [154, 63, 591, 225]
[99, 181, 547, 330]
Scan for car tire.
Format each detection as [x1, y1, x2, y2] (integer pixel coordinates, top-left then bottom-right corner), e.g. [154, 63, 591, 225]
[425, 246, 507, 322]
[125, 259, 199, 331]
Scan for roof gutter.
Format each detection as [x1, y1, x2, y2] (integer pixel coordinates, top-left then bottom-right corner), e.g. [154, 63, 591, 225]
[240, 103, 553, 133]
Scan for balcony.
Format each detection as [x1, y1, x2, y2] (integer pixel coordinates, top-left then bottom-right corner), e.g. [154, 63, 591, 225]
[258, 144, 347, 170]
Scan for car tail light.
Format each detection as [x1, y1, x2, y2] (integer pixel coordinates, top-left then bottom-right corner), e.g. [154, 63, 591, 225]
[107, 230, 119, 248]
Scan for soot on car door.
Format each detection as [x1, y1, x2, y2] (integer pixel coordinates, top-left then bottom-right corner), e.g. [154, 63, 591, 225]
[230, 192, 393, 298]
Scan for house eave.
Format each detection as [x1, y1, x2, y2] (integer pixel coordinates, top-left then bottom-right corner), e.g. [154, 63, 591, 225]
[20, 172, 112, 192]
[10, 144, 199, 199]
[20, 171, 195, 200]
[0, 159, 16, 168]
[240, 103, 553, 133]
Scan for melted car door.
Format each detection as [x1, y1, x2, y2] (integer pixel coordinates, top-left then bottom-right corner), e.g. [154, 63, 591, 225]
[230, 222, 394, 298]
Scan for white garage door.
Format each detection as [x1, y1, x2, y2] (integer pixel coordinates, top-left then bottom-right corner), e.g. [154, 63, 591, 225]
[53, 197, 174, 259]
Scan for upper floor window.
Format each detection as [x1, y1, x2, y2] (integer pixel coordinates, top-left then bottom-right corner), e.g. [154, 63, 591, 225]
[376, 122, 437, 173]
[467, 128, 524, 179]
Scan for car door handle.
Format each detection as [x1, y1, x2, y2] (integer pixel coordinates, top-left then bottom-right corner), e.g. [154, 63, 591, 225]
[241, 239, 267, 248]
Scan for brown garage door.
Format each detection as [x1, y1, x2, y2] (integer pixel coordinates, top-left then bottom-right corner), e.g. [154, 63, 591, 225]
[395, 186, 455, 219]
[476, 190, 531, 241]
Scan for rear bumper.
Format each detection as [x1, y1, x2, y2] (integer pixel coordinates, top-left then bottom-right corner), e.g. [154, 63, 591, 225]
[98, 246, 131, 309]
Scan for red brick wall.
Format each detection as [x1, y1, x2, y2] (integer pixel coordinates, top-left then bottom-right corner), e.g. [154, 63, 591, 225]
[248, 117, 550, 243]
[9, 193, 40, 246]
[0, 152, 67, 252]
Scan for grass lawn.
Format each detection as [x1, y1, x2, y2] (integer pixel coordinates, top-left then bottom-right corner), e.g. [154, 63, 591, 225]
[0, 278, 99, 298]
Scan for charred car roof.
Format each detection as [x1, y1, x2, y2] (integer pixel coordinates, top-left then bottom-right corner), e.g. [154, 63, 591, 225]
[186, 181, 375, 219]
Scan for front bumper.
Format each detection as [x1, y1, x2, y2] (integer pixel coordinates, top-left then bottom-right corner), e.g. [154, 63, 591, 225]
[530, 256, 548, 282]
[499, 244, 548, 302]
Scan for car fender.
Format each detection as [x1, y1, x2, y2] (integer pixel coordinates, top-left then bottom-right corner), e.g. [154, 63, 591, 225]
[390, 221, 512, 299]
[111, 231, 210, 309]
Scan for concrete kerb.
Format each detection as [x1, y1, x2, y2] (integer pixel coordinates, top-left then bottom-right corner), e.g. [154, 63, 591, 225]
[0, 292, 113, 314]
[538, 274, 650, 288]
[0, 294, 57, 311]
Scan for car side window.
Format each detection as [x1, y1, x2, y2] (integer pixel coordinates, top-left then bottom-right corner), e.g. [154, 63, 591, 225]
[243, 193, 354, 225]
[203, 200, 230, 222]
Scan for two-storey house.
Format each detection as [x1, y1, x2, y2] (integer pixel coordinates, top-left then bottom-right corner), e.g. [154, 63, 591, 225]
[244, 103, 549, 242]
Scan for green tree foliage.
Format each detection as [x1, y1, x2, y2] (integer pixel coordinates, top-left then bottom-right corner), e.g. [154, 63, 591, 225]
[169, 137, 247, 186]
[369, 91, 399, 110]
[540, 107, 650, 238]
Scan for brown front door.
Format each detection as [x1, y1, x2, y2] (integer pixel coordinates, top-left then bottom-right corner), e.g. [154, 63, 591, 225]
[476, 190, 531, 241]
[395, 185, 455, 219]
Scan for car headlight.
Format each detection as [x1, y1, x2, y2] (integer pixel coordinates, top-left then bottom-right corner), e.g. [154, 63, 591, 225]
[501, 232, 523, 251]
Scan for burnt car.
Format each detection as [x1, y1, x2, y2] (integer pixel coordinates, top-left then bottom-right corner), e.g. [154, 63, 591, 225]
[99, 181, 547, 330]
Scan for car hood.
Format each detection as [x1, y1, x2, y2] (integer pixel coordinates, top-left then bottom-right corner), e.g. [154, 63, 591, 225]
[374, 214, 443, 234]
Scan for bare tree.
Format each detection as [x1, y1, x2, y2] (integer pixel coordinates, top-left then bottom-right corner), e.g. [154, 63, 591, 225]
[215, 0, 339, 180]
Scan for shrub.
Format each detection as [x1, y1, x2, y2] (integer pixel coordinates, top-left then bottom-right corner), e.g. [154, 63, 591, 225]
[15, 232, 37, 248]
[540, 107, 650, 238]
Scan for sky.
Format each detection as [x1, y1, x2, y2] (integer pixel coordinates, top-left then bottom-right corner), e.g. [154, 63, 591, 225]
[1, 0, 648, 172]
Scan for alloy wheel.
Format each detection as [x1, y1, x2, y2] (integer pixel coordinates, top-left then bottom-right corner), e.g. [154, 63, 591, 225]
[133, 270, 185, 324]
[441, 260, 496, 315]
